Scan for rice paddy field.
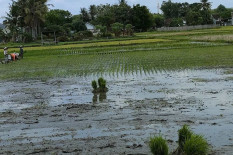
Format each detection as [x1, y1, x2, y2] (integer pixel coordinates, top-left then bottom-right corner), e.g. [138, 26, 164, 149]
[0, 26, 233, 154]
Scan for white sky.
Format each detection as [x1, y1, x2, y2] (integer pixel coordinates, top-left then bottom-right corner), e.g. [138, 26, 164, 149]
[1, 0, 233, 23]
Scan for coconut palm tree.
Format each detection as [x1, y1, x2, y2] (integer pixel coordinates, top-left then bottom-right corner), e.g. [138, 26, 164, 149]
[200, 0, 212, 24]
[23, 0, 48, 39]
[201, 0, 211, 11]
[4, 1, 21, 41]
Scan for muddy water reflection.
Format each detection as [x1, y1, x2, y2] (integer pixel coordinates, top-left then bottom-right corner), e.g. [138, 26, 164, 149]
[92, 93, 107, 103]
[0, 68, 233, 153]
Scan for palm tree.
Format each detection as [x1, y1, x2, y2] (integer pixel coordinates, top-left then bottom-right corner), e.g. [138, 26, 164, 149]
[201, 0, 211, 11]
[4, 1, 21, 41]
[23, 0, 48, 39]
[81, 8, 90, 23]
[89, 5, 97, 21]
[200, 0, 212, 24]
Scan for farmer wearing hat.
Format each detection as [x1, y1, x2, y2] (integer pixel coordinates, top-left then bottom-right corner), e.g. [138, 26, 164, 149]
[19, 45, 24, 59]
[3, 47, 8, 63]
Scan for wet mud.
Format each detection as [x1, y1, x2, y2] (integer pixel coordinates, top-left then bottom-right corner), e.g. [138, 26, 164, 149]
[0, 68, 233, 154]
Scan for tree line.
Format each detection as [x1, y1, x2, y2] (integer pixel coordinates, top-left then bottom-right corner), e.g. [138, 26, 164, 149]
[0, 0, 232, 43]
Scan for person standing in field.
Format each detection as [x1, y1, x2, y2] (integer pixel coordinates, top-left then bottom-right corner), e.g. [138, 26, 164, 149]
[3, 47, 8, 63]
[19, 45, 24, 59]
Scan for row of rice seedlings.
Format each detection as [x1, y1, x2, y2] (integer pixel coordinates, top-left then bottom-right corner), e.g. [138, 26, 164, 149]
[2, 44, 233, 80]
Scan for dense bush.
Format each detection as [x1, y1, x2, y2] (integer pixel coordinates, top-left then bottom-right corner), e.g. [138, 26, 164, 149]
[149, 136, 169, 155]
[57, 36, 69, 42]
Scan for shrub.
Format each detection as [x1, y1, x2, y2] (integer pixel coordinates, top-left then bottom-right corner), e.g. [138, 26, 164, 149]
[178, 125, 193, 151]
[183, 134, 208, 155]
[81, 30, 93, 38]
[57, 36, 69, 42]
[92, 80, 97, 90]
[149, 136, 169, 155]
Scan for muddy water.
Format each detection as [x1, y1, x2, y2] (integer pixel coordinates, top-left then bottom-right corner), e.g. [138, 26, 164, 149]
[0, 68, 233, 154]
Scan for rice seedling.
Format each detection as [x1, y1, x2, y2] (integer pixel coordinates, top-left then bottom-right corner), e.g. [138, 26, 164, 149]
[1, 27, 233, 80]
[92, 80, 97, 90]
[178, 125, 193, 151]
[183, 134, 209, 155]
[149, 136, 169, 155]
[98, 77, 107, 92]
[92, 77, 108, 93]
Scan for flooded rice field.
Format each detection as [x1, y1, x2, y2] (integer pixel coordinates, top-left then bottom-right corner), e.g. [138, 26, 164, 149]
[0, 68, 233, 154]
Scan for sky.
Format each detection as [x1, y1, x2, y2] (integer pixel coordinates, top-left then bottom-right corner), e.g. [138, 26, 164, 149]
[0, 0, 233, 23]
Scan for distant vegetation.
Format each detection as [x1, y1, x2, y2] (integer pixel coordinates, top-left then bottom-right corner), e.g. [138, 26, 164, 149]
[0, 0, 232, 44]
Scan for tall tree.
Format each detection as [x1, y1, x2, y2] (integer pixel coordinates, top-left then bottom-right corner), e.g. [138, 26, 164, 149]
[23, 0, 48, 39]
[200, 0, 212, 24]
[132, 4, 153, 31]
[81, 8, 90, 22]
[113, 1, 132, 25]
[89, 5, 97, 21]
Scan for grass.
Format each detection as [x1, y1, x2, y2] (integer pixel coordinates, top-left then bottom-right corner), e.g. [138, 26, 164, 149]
[1, 26, 233, 80]
[183, 134, 209, 155]
[149, 136, 169, 155]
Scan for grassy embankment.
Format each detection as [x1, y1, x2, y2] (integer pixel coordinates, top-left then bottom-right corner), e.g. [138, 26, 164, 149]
[0, 26, 233, 80]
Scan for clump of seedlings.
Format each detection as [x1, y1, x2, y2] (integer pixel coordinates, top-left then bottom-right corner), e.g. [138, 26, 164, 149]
[178, 125, 193, 152]
[92, 77, 108, 93]
[149, 125, 209, 155]
[183, 134, 209, 155]
[149, 136, 169, 155]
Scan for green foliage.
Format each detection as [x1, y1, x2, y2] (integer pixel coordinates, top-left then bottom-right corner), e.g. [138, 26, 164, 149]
[80, 8, 90, 23]
[186, 10, 203, 26]
[113, 1, 132, 25]
[111, 22, 124, 37]
[92, 80, 97, 90]
[212, 4, 233, 20]
[22, 32, 33, 43]
[98, 77, 107, 91]
[80, 31, 93, 38]
[183, 134, 209, 155]
[72, 20, 87, 33]
[132, 4, 154, 31]
[57, 36, 69, 42]
[161, 0, 180, 19]
[5, 0, 48, 41]
[96, 25, 108, 37]
[45, 9, 72, 26]
[169, 18, 183, 27]
[125, 24, 133, 36]
[153, 14, 164, 28]
[89, 5, 97, 21]
[178, 125, 193, 151]
[149, 136, 169, 155]
[161, 0, 212, 26]
[91, 78, 107, 93]
[73, 31, 93, 41]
